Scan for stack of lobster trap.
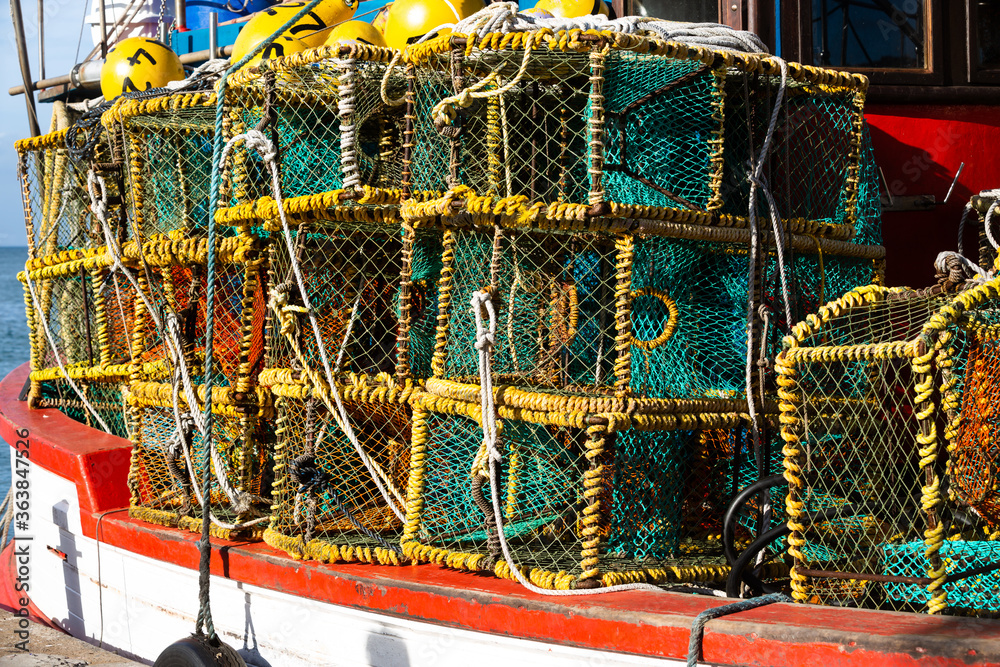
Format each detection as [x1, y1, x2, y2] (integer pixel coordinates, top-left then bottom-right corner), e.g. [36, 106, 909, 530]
[17, 24, 892, 592]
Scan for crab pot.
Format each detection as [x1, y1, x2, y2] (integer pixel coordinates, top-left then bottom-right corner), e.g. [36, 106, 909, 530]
[15, 126, 118, 257]
[422, 216, 882, 401]
[262, 373, 414, 564]
[126, 383, 273, 540]
[220, 43, 407, 228]
[404, 32, 872, 241]
[108, 91, 217, 239]
[265, 220, 443, 383]
[402, 388, 761, 589]
[778, 282, 1000, 615]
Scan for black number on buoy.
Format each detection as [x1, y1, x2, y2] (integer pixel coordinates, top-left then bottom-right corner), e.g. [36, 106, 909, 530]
[121, 76, 153, 93]
[127, 47, 157, 66]
[265, 1, 307, 14]
[288, 11, 327, 34]
[264, 42, 285, 59]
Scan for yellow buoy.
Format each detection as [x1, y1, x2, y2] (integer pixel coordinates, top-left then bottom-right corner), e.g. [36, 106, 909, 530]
[231, 0, 357, 64]
[242, 35, 311, 68]
[324, 20, 387, 47]
[372, 4, 392, 34]
[382, 0, 484, 51]
[100, 37, 185, 101]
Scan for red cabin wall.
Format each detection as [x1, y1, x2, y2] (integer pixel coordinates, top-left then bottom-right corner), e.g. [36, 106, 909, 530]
[865, 105, 1000, 288]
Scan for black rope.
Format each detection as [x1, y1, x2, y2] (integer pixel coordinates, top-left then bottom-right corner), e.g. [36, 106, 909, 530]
[289, 454, 404, 556]
[686, 593, 791, 667]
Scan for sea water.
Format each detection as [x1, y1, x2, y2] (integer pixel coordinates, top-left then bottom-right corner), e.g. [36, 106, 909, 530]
[0, 247, 31, 503]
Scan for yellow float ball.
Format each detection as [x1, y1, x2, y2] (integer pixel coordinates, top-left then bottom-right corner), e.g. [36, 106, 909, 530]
[324, 20, 387, 47]
[534, 0, 607, 18]
[231, 0, 357, 63]
[372, 4, 392, 34]
[242, 35, 311, 68]
[100, 37, 185, 101]
[382, 0, 484, 51]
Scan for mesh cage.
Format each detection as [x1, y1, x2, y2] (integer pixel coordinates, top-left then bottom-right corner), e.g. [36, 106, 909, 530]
[126, 382, 273, 540]
[262, 373, 412, 564]
[220, 44, 407, 228]
[35, 376, 131, 439]
[128, 239, 268, 391]
[629, 235, 882, 399]
[108, 92, 217, 240]
[15, 127, 115, 256]
[431, 224, 623, 394]
[423, 219, 882, 401]
[402, 389, 762, 589]
[403, 32, 868, 239]
[266, 222, 405, 379]
[778, 282, 1000, 614]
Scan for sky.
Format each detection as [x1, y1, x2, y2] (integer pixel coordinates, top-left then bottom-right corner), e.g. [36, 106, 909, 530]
[1, 0, 95, 246]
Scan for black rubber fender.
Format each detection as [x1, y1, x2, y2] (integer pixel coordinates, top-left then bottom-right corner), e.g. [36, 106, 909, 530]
[154, 635, 248, 667]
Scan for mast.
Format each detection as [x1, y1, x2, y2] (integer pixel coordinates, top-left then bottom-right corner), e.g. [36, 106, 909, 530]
[9, 0, 40, 136]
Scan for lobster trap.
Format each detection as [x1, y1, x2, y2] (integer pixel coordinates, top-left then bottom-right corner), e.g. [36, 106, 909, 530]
[106, 92, 218, 240]
[777, 281, 1000, 614]
[261, 371, 413, 564]
[15, 121, 116, 258]
[402, 386, 773, 589]
[219, 43, 408, 228]
[403, 31, 869, 240]
[420, 216, 883, 401]
[265, 221, 443, 381]
[125, 380, 273, 539]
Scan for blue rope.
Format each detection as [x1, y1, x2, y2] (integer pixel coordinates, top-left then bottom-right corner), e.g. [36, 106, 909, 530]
[197, 0, 328, 640]
[686, 593, 791, 667]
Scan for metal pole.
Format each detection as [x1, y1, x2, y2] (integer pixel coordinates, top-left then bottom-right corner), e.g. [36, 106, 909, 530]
[174, 0, 186, 30]
[9, 0, 40, 136]
[37, 0, 44, 80]
[208, 11, 217, 60]
[99, 0, 108, 58]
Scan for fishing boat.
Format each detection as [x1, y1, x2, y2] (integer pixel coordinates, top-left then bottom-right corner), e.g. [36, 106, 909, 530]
[4, 1, 1000, 665]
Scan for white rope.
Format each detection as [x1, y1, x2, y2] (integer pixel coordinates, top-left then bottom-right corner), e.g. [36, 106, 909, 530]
[934, 251, 990, 282]
[88, 169, 258, 527]
[336, 57, 362, 190]
[221, 129, 406, 522]
[980, 189, 1000, 251]
[471, 290, 662, 596]
[744, 58, 789, 458]
[164, 59, 231, 92]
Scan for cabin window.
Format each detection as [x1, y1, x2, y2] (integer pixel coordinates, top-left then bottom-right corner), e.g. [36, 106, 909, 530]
[810, 0, 927, 70]
[970, 0, 1000, 82]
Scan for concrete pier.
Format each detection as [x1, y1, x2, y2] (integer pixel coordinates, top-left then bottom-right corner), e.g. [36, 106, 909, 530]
[0, 610, 141, 666]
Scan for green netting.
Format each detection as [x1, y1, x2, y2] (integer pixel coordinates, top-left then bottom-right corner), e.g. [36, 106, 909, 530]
[884, 541, 1000, 611]
[603, 51, 719, 211]
[224, 53, 406, 213]
[413, 407, 587, 574]
[628, 236, 879, 399]
[37, 378, 130, 439]
[401, 227, 444, 379]
[119, 103, 217, 238]
[438, 226, 619, 392]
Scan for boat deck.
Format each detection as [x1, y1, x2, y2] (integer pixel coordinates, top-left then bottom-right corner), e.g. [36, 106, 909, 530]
[3, 363, 999, 666]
